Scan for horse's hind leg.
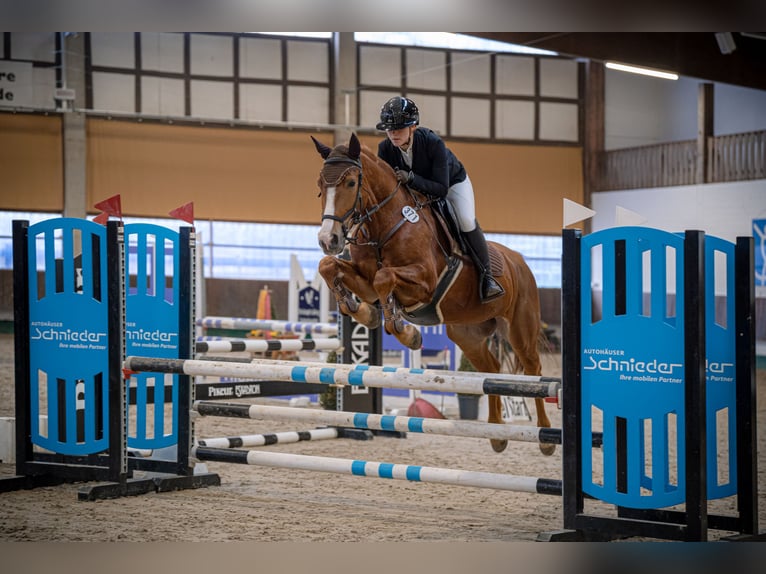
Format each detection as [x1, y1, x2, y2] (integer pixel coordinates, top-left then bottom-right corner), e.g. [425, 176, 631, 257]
[447, 324, 509, 453]
[507, 323, 555, 456]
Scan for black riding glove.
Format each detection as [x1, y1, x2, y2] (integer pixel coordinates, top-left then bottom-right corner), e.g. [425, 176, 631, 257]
[395, 169, 414, 185]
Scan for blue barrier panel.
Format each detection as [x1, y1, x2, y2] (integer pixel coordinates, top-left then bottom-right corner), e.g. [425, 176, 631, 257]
[581, 227, 686, 509]
[28, 218, 110, 456]
[383, 324, 456, 370]
[125, 223, 181, 451]
[704, 235, 737, 499]
[636, 233, 739, 501]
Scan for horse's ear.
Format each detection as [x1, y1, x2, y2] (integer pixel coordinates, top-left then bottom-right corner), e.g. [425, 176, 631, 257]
[348, 133, 361, 161]
[311, 135, 332, 159]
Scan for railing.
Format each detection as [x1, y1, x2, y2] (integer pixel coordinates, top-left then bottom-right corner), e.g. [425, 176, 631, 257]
[599, 129, 766, 191]
[708, 130, 766, 183]
[599, 140, 697, 190]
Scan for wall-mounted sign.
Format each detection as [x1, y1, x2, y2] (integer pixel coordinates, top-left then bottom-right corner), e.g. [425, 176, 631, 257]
[0, 60, 33, 107]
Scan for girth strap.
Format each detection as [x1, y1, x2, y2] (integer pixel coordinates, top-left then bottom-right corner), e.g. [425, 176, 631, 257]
[401, 255, 464, 326]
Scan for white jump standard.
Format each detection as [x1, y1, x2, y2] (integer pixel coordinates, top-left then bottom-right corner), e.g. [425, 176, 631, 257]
[124, 357, 562, 399]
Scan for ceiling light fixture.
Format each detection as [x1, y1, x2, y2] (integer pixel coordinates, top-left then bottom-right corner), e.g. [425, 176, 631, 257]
[605, 61, 679, 80]
[715, 32, 737, 54]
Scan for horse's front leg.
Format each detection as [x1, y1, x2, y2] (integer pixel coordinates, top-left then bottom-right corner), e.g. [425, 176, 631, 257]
[318, 256, 380, 329]
[372, 266, 429, 350]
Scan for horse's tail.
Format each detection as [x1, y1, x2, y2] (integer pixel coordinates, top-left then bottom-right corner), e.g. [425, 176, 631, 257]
[507, 351, 522, 374]
[488, 320, 522, 375]
[491, 320, 551, 374]
[538, 322, 560, 354]
[492, 337, 522, 374]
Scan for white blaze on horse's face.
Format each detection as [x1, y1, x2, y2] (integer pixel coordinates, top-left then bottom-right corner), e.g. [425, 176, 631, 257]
[318, 185, 344, 255]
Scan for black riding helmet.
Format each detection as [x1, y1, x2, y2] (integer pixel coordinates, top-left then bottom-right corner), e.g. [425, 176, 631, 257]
[376, 96, 419, 131]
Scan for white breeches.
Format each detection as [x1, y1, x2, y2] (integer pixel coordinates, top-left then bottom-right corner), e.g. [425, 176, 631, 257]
[446, 175, 477, 232]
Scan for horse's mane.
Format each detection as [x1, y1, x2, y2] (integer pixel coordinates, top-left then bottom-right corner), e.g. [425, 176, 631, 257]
[360, 143, 397, 178]
[323, 138, 397, 186]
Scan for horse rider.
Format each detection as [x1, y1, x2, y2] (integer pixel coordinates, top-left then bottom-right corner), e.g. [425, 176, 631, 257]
[375, 95, 505, 303]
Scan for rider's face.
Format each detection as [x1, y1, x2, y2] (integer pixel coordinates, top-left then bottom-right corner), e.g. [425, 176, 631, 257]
[386, 126, 414, 148]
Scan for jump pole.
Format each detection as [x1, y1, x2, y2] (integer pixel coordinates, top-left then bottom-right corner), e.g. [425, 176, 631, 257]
[193, 402, 599, 446]
[190, 355, 560, 406]
[196, 317, 339, 336]
[124, 357, 562, 399]
[191, 446, 564, 495]
[197, 427, 340, 449]
[195, 338, 340, 354]
[128, 428, 346, 453]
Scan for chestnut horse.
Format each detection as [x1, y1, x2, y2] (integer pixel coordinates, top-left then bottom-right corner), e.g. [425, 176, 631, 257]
[312, 133, 552, 455]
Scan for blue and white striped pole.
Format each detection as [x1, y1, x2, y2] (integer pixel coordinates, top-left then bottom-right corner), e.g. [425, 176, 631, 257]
[124, 356, 561, 398]
[193, 402, 596, 446]
[191, 447, 563, 495]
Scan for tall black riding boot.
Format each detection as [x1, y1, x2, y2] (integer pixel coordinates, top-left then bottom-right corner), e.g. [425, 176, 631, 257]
[463, 226, 505, 302]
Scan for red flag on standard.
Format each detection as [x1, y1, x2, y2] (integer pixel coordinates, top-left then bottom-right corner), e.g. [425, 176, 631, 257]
[93, 212, 109, 225]
[169, 202, 194, 224]
[93, 194, 122, 218]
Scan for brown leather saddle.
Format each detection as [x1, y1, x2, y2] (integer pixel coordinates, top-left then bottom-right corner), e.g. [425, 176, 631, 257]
[400, 199, 503, 325]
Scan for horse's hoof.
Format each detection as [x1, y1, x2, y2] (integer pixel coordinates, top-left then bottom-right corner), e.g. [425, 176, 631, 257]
[407, 330, 422, 351]
[490, 439, 508, 453]
[539, 443, 556, 457]
[366, 310, 381, 329]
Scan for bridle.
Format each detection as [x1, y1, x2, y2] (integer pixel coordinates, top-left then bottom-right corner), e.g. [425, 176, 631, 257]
[319, 156, 364, 232]
[319, 154, 404, 243]
[319, 151, 441, 266]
